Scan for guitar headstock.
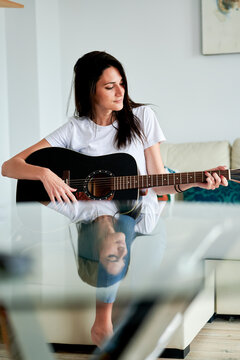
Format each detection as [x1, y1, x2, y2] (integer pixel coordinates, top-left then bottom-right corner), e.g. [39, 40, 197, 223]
[230, 169, 240, 183]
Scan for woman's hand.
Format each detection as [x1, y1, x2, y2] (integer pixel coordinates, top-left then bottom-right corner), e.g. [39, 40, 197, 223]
[41, 168, 77, 203]
[196, 166, 228, 190]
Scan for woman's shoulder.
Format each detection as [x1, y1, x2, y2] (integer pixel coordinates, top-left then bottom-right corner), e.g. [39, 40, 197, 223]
[132, 105, 158, 125]
[132, 105, 156, 118]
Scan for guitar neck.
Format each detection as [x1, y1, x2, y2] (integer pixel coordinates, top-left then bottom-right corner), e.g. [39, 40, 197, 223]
[112, 169, 230, 190]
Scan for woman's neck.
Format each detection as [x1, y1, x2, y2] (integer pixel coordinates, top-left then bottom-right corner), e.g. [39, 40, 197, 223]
[92, 109, 114, 126]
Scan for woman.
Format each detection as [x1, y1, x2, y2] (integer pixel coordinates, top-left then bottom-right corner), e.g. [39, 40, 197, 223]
[1, 51, 228, 346]
[1, 50, 228, 199]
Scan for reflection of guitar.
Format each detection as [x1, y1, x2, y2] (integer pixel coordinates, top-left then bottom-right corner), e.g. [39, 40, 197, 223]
[16, 147, 240, 202]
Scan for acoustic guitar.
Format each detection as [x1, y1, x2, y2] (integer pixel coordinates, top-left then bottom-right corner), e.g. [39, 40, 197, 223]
[16, 147, 240, 203]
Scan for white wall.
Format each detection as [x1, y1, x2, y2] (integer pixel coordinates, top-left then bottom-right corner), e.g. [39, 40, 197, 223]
[58, 0, 240, 144]
[1, 0, 240, 180]
[0, 11, 11, 204]
[35, 0, 63, 139]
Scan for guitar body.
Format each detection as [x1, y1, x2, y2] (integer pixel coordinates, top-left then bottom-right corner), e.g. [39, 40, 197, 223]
[16, 147, 139, 202]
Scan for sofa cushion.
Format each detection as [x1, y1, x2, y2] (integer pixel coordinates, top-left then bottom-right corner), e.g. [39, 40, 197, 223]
[183, 181, 240, 203]
[231, 138, 240, 169]
[160, 141, 230, 172]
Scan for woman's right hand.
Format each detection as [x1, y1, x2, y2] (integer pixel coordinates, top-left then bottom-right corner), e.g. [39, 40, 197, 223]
[41, 168, 77, 203]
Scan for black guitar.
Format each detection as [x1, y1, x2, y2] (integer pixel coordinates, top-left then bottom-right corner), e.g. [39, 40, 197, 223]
[16, 147, 240, 202]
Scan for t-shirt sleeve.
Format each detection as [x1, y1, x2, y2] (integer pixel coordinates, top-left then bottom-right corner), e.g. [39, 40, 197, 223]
[137, 106, 166, 149]
[45, 120, 74, 148]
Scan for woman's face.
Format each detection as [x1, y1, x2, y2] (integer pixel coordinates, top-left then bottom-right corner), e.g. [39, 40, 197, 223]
[99, 232, 127, 275]
[93, 66, 125, 114]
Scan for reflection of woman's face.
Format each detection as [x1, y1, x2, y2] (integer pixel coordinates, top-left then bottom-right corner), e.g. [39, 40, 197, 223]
[99, 232, 127, 275]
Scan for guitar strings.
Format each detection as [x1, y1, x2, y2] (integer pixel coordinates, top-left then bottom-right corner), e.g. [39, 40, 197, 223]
[67, 171, 227, 185]
[67, 171, 227, 184]
[66, 170, 227, 189]
[67, 170, 227, 182]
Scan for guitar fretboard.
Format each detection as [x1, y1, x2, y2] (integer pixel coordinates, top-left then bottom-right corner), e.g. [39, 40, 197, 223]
[112, 170, 230, 190]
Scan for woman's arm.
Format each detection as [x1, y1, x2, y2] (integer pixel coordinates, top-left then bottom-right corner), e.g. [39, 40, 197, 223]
[2, 139, 51, 180]
[1, 139, 77, 203]
[144, 143, 228, 196]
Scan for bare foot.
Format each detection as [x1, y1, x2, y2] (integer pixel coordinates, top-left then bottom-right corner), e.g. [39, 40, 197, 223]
[91, 322, 113, 348]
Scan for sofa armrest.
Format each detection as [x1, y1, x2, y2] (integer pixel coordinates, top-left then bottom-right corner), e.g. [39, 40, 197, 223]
[231, 138, 240, 169]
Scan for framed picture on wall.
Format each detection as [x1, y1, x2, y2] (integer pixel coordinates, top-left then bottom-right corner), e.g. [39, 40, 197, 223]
[201, 0, 240, 54]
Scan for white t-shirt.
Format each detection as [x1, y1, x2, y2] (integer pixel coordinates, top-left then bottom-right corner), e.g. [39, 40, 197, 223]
[45, 106, 166, 234]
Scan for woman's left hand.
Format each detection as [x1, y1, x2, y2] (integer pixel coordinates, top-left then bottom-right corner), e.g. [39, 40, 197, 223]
[196, 166, 228, 190]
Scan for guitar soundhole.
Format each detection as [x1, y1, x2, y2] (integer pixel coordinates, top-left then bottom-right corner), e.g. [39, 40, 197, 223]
[85, 170, 114, 200]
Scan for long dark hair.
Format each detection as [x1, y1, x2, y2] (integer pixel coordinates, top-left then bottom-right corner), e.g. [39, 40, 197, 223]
[73, 51, 144, 148]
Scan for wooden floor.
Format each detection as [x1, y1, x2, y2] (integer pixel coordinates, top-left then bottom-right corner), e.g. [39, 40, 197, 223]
[162, 317, 240, 360]
[0, 317, 240, 359]
[185, 317, 240, 360]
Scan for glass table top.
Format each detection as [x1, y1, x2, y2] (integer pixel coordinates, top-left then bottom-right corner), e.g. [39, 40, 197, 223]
[1, 200, 240, 308]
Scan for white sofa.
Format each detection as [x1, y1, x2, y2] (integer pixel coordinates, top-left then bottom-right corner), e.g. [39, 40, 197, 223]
[36, 138, 240, 358]
[159, 138, 240, 356]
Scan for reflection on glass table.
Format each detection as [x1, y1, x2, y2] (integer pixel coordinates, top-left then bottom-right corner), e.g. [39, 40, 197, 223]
[0, 199, 240, 360]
